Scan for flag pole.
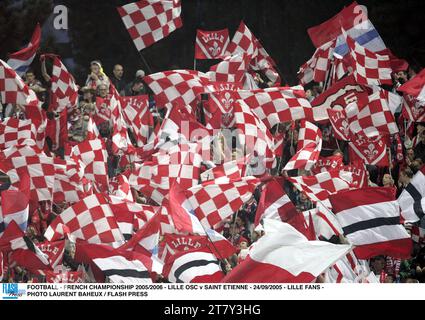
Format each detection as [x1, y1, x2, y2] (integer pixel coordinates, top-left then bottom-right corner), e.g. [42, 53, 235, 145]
[193, 58, 197, 71]
[138, 51, 153, 75]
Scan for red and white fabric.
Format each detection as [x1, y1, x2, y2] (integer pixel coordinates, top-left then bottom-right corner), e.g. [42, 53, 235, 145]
[411, 226, 425, 245]
[200, 160, 246, 183]
[36, 240, 66, 269]
[312, 154, 344, 175]
[254, 178, 299, 227]
[0, 59, 40, 107]
[207, 53, 249, 84]
[180, 177, 260, 230]
[327, 109, 350, 141]
[329, 187, 412, 259]
[68, 138, 109, 191]
[346, 90, 398, 138]
[233, 100, 275, 168]
[45, 110, 68, 150]
[349, 134, 389, 167]
[342, 162, 369, 189]
[222, 219, 352, 283]
[326, 251, 365, 283]
[237, 86, 313, 129]
[288, 170, 353, 208]
[298, 41, 335, 85]
[0, 118, 36, 149]
[109, 174, 134, 202]
[163, 248, 224, 283]
[397, 166, 425, 223]
[311, 74, 370, 122]
[44, 194, 125, 245]
[398, 68, 425, 104]
[117, 0, 182, 51]
[121, 95, 153, 146]
[112, 115, 135, 155]
[402, 94, 425, 124]
[53, 158, 88, 204]
[144, 70, 210, 109]
[345, 33, 392, 87]
[7, 155, 55, 202]
[50, 56, 79, 112]
[204, 85, 240, 129]
[283, 121, 322, 171]
[195, 29, 230, 60]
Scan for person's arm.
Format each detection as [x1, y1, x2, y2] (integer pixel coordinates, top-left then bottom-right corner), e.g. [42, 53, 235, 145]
[41, 58, 51, 82]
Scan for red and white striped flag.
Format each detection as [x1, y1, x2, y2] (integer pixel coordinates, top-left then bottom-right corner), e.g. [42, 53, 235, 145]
[222, 219, 352, 283]
[329, 187, 412, 259]
[163, 248, 224, 283]
[117, 0, 182, 51]
[195, 29, 230, 60]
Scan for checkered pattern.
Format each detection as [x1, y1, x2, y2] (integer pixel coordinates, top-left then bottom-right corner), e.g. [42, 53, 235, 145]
[0, 144, 41, 159]
[112, 116, 135, 155]
[207, 53, 249, 84]
[283, 121, 322, 171]
[53, 158, 88, 204]
[233, 100, 275, 168]
[50, 57, 78, 112]
[44, 194, 125, 244]
[226, 21, 280, 85]
[109, 174, 133, 202]
[144, 70, 210, 108]
[69, 138, 109, 191]
[8, 155, 55, 202]
[184, 177, 259, 229]
[345, 34, 392, 86]
[0, 59, 39, 107]
[117, 0, 182, 51]
[0, 118, 36, 149]
[200, 160, 246, 183]
[128, 142, 203, 205]
[298, 41, 335, 85]
[121, 95, 152, 146]
[288, 170, 353, 208]
[346, 90, 398, 138]
[237, 87, 313, 129]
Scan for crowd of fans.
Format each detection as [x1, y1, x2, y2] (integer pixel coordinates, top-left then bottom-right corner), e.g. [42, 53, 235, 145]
[0, 57, 424, 284]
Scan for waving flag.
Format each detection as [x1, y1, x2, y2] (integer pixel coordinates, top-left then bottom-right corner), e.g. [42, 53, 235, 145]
[398, 166, 425, 223]
[7, 23, 41, 76]
[349, 135, 389, 167]
[195, 29, 230, 60]
[0, 118, 36, 149]
[163, 248, 224, 283]
[207, 53, 250, 84]
[50, 56, 79, 112]
[117, 0, 182, 51]
[345, 34, 392, 87]
[398, 68, 425, 104]
[222, 219, 352, 283]
[329, 187, 412, 259]
[308, 2, 386, 55]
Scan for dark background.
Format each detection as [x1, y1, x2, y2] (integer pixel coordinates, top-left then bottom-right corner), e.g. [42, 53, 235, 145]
[1, 0, 425, 85]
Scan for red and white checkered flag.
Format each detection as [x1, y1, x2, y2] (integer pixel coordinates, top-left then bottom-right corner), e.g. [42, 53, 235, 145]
[0, 59, 39, 107]
[117, 0, 182, 51]
[181, 177, 260, 230]
[7, 155, 56, 202]
[284, 121, 322, 171]
[53, 158, 89, 204]
[121, 95, 153, 146]
[346, 90, 398, 138]
[287, 170, 353, 208]
[144, 70, 210, 108]
[207, 53, 250, 84]
[68, 138, 109, 192]
[237, 86, 313, 129]
[44, 194, 125, 245]
[226, 21, 280, 85]
[233, 100, 276, 169]
[195, 29, 230, 60]
[0, 118, 36, 149]
[50, 56, 79, 112]
[298, 41, 335, 85]
[345, 33, 392, 86]
[200, 160, 247, 184]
